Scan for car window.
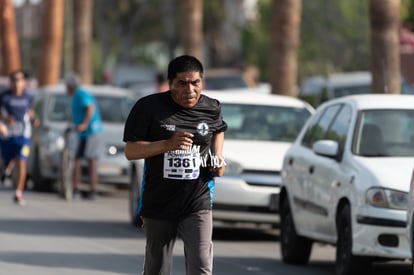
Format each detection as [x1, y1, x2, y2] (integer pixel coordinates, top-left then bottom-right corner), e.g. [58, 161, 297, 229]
[96, 96, 135, 123]
[301, 104, 342, 148]
[325, 105, 352, 158]
[222, 103, 311, 142]
[204, 76, 248, 90]
[47, 94, 71, 122]
[354, 109, 414, 157]
[331, 85, 371, 98]
[33, 95, 43, 119]
[46, 94, 135, 124]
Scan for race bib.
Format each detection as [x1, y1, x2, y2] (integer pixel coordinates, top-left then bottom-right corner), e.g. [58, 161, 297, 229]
[163, 149, 201, 180]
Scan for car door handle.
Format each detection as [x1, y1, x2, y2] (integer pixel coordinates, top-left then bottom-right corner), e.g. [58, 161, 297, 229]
[309, 165, 314, 174]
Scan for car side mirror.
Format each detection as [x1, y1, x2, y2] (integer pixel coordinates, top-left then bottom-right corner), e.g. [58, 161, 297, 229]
[312, 140, 339, 158]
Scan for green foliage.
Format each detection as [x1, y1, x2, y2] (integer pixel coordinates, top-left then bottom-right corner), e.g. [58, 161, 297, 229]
[242, 0, 271, 81]
[241, 0, 404, 84]
[401, 0, 413, 21]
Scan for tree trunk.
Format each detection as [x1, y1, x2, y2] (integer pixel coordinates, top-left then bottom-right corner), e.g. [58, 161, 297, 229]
[0, 0, 21, 75]
[178, 0, 203, 62]
[37, 0, 64, 86]
[73, 0, 93, 84]
[269, 0, 301, 96]
[369, 0, 400, 93]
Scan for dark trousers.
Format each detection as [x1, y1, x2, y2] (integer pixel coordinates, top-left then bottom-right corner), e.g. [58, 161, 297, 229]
[142, 210, 213, 275]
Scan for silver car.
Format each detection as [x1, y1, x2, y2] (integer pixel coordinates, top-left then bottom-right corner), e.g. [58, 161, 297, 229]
[28, 84, 136, 191]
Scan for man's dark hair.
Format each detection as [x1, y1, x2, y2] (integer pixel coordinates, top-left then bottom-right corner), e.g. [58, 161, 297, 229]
[167, 55, 204, 81]
[9, 69, 26, 81]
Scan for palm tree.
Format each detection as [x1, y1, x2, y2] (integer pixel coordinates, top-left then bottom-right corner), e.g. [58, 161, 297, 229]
[369, 0, 400, 93]
[178, 0, 203, 61]
[37, 0, 64, 86]
[73, 0, 93, 84]
[0, 0, 21, 74]
[269, 0, 301, 96]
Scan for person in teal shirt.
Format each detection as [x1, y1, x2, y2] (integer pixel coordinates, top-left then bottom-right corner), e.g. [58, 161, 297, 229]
[65, 73, 103, 199]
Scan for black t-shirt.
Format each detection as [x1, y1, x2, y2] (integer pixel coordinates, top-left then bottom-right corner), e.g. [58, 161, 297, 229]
[123, 91, 227, 221]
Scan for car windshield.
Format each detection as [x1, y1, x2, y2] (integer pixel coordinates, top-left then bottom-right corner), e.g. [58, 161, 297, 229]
[47, 94, 135, 123]
[47, 94, 71, 121]
[96, 95, 135, 123]
[222, 103, 311, 142]
[354, 109, 414, 157]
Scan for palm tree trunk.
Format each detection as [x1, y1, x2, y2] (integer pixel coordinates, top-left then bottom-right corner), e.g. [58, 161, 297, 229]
[73, 0, 93, 84]
[269, 0, 301, 96]
[369, 0, 400, 93]
[178, 0, 203, 61]
[37, 0, 64, 86]
[0, 0, 21, 74]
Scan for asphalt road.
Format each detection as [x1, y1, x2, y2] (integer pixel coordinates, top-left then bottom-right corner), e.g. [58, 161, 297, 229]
[0, 184, 411, 275]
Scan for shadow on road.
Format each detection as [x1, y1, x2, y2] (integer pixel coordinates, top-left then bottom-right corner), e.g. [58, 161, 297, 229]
[213, 225, 279, 242]
[0, 218, 144, 239]
[0, 251, 141, 275]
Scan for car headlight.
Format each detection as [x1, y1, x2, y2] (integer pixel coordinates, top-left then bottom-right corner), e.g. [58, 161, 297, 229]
[223, 159, 243, 175]
[366, 187, 407, 210]
[43, 130, 65, 152]
[107, 145, 124, 156]
[108, 145, 118, 155]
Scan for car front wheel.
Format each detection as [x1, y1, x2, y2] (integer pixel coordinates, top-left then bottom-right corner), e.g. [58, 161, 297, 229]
[336, 204, 371, 275]
[280, 197, 312, 265]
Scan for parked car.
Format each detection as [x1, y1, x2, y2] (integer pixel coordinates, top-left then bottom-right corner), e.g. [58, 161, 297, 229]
[28, 84, 136, 192]
[299, 71, 414, 107]
[299, 71, 371, 107]
[127, 91, 314, 227]
[406, 165, 414, 271]
[110, 65, 157, 100]
[280, 94, 414, 275]
[204, 68, 250, 91]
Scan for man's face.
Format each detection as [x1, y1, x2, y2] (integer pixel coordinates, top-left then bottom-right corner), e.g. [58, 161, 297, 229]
[10, 72, 26, 94]
[170, 71, 203, 108]
[66, 85, 75, 95]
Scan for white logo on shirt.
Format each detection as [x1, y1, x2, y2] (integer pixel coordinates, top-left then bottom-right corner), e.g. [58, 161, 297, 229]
[161, 124, 176, 131]
[197, 122, 209, 136]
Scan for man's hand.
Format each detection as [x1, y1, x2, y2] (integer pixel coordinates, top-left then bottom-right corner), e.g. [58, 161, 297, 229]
[5, 116, 15, 125]
[209, 156, 226, 177]
[76, 122, 88, 132]
[167, 132, 194, 151]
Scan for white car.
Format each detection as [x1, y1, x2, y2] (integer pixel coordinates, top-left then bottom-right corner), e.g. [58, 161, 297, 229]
[28, 84, 136, 191]
[280, 94, 414, 275]
[127, 91, 313, 227]
[205, 91, 313, 226]
[407, 165, 414, 271]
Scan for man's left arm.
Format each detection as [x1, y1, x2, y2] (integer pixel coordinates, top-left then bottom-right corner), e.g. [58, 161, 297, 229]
[211, 131, 225, 177]
[28, 109, 40, 127]
[77, 104, 94, 132]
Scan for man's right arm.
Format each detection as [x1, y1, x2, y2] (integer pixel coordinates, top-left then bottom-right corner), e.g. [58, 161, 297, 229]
[125, 140, 171, 160]
[124, 132, 194, 160]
